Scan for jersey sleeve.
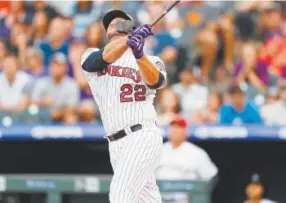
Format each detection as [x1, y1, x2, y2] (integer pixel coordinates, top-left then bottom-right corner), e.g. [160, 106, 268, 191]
[80, 48, 100, 66]
[80, 48, 109, 80]
[80, 48, 99, 80]
[147, 56, 167, 89]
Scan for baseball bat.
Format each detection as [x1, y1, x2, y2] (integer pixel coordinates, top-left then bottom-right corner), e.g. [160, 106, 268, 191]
[150, 1, 181, 27]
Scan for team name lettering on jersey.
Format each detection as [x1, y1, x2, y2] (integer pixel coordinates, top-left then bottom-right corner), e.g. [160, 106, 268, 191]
[97, 65, 142, 83]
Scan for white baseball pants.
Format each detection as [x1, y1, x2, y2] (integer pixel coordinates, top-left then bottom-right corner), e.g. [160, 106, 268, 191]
[108, 122, 163, 203]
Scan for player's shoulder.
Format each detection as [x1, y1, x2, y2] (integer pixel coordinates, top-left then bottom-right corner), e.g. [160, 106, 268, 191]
[81, 47, 100, 65]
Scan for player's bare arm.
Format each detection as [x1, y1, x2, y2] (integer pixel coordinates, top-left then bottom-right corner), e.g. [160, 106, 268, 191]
[128, 24, 167, 88]
[136, 55, 160, 86]
[102, 35, 128, 63]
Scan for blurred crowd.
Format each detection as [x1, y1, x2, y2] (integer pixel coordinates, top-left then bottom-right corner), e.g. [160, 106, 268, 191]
[0, 0, 286, 125]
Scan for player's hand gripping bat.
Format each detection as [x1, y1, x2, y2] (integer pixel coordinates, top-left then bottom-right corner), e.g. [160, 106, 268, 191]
[116, 1, 181, 34]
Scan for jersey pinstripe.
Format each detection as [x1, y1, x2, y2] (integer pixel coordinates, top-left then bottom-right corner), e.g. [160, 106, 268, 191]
[81, 48, 167, 135]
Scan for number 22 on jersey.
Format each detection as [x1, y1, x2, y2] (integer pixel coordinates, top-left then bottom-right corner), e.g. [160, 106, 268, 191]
[120, 84, 146, 103]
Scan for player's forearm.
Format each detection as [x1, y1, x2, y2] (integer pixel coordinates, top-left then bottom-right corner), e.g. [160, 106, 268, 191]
[103, 36, 129, 63]
[136, 55, 159, 86]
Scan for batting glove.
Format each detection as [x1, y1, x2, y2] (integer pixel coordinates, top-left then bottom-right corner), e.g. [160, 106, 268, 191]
[130, 24, 153, 39]
[127, 34, 145, 59]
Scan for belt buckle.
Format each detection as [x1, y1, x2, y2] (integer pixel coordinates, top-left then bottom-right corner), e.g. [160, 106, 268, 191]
[109, 135, 115, 142]
[107, 134, 114, 142]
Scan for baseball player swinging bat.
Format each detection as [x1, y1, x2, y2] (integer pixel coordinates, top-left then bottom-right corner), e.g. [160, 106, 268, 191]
[80, 1, 180, 202]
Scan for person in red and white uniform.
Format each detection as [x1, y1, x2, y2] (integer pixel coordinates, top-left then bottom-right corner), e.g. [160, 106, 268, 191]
[156, 115, 218, 203]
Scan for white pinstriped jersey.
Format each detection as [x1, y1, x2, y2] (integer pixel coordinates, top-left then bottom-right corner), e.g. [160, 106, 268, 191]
[81, 48, 167, 135]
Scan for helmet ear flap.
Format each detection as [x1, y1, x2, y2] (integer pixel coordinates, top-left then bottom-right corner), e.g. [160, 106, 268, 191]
[115, 20, 135, 34]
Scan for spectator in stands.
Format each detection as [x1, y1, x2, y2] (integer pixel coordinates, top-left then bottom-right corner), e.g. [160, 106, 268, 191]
[208, 66, 232, 93]
[223, 91, 232, 104]
[219, 85, 262, 125]
[24, 47, 47, 104]
[177, 1, 219, 80]
[32, 53, 79, 123]
[77, 83, 98, 123]
[234, 44, 268, 100]
[8, 21, 31, 66]
[191, 91, 223, 124]
[0, 55, 30, 113]
[31, 11, 49, 46]
[0, 1, 10, 16]
[264, 87, 280, 105]
[25, 47, 46, 77]
[234, 2, 281, 43]
[0, 40, 8, 69]
[261, 2, 283, 40]
[178, 1, 234, 82]
[0, 12, 10, 40]
[172, 67, 208, 122]
[258, 8, 286, 81]
[157, 88, 181, 125]
[234, 2, 284, 100]
[39, 17, 69, 66]
[67, 38, 97, 123]
[32, 0, 60, 20]
[78, 100, 97, 123]
[244, 174, 277, 203]
[68, 1, 102, 38]
[68, 38, 87, 79]
[63, 17, 74, 43]
[85, 22, 105, 49]
[0, 1, 33, 40]
[157, 115, 218, 202]
[171, 68, 193, 101]
[260, 87, 286, 125]
[207, 1, 236, 72]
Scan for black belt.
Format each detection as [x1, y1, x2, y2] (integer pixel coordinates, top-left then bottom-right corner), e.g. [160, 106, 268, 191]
[107, 124, 142, 142]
